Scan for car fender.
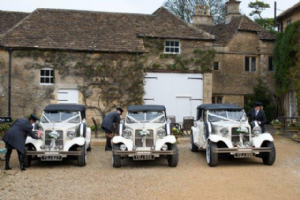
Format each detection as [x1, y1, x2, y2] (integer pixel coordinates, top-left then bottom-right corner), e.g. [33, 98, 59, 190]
[112, 136, 134, 150]
[252, 133, 274, 147]
[65, 137, 85, 150]
[208, 134, 233, 148]
[155, 135, 176, 150]
[25, 137, 44, 151]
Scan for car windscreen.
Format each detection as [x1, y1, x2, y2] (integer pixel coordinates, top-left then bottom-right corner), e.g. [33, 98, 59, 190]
[126, 111, 165, 123]
[208, 110, 246, 122]
[41, 111, 80, 123]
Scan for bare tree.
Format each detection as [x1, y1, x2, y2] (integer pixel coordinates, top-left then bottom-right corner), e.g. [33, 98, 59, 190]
[164, 0, 226, 24]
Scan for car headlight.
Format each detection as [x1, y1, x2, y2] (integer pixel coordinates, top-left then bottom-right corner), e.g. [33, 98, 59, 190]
[220, 128, 229, 137]
[123, 129, 132, 139]
[120, 144, 127, 151]
[161, 144, 168, 151]
[67, 131, 76, 139]
[252, 126, 262, 136]
[157, 128, 166, 139]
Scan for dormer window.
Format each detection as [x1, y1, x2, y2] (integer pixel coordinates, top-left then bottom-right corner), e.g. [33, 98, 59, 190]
[164, 40, 180, 54]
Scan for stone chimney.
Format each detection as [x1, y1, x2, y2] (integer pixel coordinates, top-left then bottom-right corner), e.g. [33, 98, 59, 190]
[225, 0, 241, 24]
[192, 4, 213, 26]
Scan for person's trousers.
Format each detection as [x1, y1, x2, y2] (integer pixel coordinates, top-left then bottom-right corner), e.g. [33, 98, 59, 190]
[105, 137, 112, 149]
[5, 143, 24, 166]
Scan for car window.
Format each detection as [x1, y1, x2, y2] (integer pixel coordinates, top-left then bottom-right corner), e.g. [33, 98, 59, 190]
[42, 111, 80, 123]
[126, 111, 165, 123]
[208, 110, 246, 122]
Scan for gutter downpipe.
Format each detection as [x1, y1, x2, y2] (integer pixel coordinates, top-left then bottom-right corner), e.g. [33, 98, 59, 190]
[8, 48, 12, 117]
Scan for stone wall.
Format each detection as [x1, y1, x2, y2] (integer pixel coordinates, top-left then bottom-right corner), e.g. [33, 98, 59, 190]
[281, 10, 300, 31]
[0, 38, 214, 124]
[212, 32, 275, 108]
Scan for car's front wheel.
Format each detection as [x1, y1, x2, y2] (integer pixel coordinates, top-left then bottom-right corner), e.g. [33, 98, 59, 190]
[77, 144, 86, 167]
[167, 143, 179, 167]
[206, 141, 218, 167]
[190, 132, 198, 152]
[262, 142, 276, 165]
[112, 144, 121, 168]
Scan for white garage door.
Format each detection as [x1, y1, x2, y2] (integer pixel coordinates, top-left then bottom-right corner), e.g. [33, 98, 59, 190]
[144, 73, 203, 122]
[57, 89, 78, 104]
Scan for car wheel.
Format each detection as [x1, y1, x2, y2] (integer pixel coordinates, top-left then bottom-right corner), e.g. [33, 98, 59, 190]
[167, 143, 179, 167]
[112, 144, 121, 168]
[206, 141, 218, 167]
[24, 146, 32, 168]
[190, 132, 198, 152]
[262, 142, 276, 165]
[78, 144, 86, 167]
[87, 140, 92, 152]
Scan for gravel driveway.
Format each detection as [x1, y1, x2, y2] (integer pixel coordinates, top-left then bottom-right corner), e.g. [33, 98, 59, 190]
[1, 135, 300, 200]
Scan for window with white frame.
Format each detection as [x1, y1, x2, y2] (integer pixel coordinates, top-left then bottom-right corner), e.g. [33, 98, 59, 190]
[40, 68, 54, 85]
[245, 56, 257, 72]
[164, 40, 180, 54]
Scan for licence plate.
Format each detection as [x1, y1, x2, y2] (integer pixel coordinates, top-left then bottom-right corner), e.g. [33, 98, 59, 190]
[41, 155, 63, 161]
[133, 154, 155, 160]
[234, 153, 254, 158]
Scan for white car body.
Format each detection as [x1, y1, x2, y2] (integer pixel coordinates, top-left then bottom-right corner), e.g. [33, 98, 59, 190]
[25, 104, 92, 167]
[112, 105, 178, 167]
[191, 104, 276, 167]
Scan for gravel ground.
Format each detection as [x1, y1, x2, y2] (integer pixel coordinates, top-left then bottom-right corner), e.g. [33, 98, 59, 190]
[1, 135, 300, 200]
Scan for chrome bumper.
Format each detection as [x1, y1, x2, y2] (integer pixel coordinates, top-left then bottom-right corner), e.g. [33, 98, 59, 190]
[113, 150, 175, 155]
[214, 147, 274, 154]
[25, 151, 81, 156]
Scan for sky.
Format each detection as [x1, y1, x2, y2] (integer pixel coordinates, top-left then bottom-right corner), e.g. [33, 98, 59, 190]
[0, 0, 299, 19]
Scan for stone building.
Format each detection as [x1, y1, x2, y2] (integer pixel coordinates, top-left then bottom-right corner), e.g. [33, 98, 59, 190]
[0, 0, 275, 123]
[277, 1, 300, 117]
[193, 0, 275, 106]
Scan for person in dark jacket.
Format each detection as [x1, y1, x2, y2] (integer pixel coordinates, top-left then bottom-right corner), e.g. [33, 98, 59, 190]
[3, 114, 41, 171]
[101, 108, 123, 151]
[247, 102, 267, 132]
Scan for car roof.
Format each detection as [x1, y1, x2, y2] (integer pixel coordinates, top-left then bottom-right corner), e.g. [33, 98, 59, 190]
[127, 105, 166, 112]
[44, 104, 86, 112]
[197, 104, 242, 110]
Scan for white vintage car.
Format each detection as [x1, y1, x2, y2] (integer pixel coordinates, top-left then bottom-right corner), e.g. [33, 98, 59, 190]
[191, 104, 276, 167]
[25, 104, 92, 167]
[112, 105, 178, 168]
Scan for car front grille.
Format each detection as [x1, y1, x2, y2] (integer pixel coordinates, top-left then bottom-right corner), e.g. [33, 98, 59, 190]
[134, 129, 154, 147]
[231, 128, 250, 143]
[45, 130, 64, 146]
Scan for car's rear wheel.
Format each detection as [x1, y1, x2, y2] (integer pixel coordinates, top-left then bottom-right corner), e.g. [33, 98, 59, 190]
[167, 143, 179, 167]
[77, 144, 86, 167]
[23, 146, 32, 168]
[112, 144, 121, 168]
[190, 132, 198, 152]
[206, 141, 218, 167]
[262, 142, 276, 165]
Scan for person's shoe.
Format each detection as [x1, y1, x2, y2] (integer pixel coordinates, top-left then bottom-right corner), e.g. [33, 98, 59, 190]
[105, 147, 112, 151]
[5, 165, 12, 170]
[20, 163, 26, 171]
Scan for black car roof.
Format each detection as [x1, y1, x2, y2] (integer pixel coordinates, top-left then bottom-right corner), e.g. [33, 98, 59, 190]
[44, 104, 86, 118]
[127, 105, 166, 112]
[44, 104, 86, 112]
[197, 104, 242, 110]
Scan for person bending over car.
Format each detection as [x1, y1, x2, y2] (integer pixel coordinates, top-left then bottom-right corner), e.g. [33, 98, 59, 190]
[3, 114, 41, 171]
[247, 102, 267, 132]
[101, 108, 123, 151]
